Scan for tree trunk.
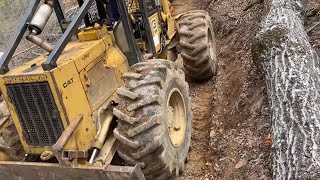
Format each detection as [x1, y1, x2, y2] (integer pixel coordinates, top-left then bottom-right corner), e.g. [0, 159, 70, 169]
[252, 0, 320, 179]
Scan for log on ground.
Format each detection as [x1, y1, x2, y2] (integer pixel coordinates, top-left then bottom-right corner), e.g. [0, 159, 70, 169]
[252, 0, 320, 179]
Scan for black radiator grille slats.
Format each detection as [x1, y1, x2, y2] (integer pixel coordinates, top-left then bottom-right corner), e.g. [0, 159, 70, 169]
[34, 84, 56, 141]
[7, 82, 64, 146]
[29, 84, 52, 143]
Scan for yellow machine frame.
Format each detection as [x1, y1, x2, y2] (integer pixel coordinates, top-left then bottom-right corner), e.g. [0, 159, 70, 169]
[0, 28, 129, 155]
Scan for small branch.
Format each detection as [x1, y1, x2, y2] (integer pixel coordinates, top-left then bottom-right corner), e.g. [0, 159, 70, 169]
[307, 21, 320, 33]
[12, 45, 36, 58]
[307, 4, 320, 17]
[31, 51, 46, 56]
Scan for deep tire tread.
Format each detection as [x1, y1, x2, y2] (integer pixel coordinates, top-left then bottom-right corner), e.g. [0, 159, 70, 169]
[113, 60, 191, 180]
[113, 108, 138, 124]
[127, 115, 160, 137]
[116, 87, 139, 100]
[131, 132, 164, 159]
[177, 10, 218, 82]
[113, 128, 140, 149]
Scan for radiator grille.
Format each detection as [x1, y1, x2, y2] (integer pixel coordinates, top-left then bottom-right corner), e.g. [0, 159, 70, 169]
[7, 82, 64, 146]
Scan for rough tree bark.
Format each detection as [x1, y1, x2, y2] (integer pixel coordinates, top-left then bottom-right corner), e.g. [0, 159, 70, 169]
[252, 0, 320, 179]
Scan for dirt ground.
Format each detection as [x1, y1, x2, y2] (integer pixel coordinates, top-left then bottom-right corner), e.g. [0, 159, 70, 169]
[306, 1, 320, 53]
[173, 0, 271, 179]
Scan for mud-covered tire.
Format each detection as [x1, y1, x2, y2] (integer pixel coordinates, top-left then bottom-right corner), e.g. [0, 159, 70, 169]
[177, 10, 218, 82]
[113, 60, 192, 179]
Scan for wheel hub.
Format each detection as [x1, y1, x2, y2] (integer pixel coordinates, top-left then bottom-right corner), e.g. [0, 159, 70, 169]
[167, 89, 186, 148]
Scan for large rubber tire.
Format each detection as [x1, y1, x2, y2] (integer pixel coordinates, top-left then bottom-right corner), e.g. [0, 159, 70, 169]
[177, 10, 218, 82]
[113, 60, 192, 179]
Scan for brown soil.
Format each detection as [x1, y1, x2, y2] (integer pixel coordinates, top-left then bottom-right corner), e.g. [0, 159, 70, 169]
[306, 1, 320, 53]
[173, 0, 272, 179]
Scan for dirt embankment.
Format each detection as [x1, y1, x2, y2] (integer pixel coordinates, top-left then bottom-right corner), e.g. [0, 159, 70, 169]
[173, 0, 272, 179]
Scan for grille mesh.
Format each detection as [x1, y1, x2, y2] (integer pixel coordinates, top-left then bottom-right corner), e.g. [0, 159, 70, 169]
[7, 82, 64, 146]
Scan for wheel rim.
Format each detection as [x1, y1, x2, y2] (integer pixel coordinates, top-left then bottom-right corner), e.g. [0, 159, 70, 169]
[167, 88, 187, 148]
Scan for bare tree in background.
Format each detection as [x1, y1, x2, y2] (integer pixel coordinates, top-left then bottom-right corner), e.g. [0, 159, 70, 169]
[0, 0, 78, 68]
